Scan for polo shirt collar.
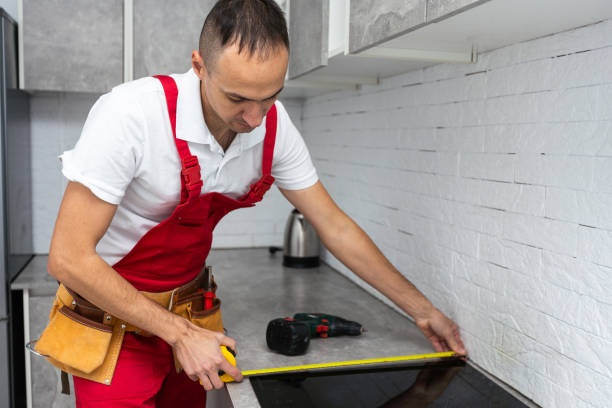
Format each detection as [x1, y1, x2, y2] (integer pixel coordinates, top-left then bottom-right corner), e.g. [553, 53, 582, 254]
[175, 69, 267, 153]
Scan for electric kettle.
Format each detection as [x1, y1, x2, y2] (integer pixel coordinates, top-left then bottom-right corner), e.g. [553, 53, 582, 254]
[282, 209, 320, 268]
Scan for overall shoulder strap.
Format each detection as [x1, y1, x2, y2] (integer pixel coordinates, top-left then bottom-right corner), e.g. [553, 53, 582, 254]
[153, 75, 202, 202]
[261, 104, 277, 177]
[242, 104, 278, 202]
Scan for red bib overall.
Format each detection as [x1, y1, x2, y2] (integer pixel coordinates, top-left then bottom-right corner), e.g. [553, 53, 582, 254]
[73, 75, 277, 407]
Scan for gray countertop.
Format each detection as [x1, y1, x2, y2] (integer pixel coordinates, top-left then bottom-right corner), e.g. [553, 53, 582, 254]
[208, 249, 436, 407]
[11, 255, 58, 295]
[12, 249, 437, 408]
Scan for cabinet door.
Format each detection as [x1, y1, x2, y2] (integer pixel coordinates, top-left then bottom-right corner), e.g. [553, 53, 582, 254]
[349, 0, 426, 54]
[427, 0, 487, 21]
[22, 0, 123, 93]
[133, 0, 216, 79]
[288, 0, 329, 80]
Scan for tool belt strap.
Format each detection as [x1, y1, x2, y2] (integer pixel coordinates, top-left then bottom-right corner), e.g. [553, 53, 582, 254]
[58, 268, 216, 335]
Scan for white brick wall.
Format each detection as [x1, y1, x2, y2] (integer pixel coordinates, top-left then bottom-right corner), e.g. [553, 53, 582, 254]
[30, 92, 98, 253]
[300, 19, 612, 408]
[29, 93, 301, 253]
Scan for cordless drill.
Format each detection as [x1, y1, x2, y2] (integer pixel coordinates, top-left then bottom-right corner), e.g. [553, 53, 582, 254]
[266, 313, 366, 356]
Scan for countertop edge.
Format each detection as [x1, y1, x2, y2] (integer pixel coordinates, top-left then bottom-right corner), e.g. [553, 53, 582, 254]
[226, 381, 262, 408]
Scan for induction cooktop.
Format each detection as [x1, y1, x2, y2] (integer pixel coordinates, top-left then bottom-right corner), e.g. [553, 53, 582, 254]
[249, 360, 532, 407]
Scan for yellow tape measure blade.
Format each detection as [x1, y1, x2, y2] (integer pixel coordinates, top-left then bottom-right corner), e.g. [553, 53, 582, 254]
[241, 351, 457, 378]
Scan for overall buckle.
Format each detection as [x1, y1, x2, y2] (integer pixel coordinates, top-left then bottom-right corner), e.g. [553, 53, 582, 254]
[181, 156, 203, 191]
[252, 175, 275, 197]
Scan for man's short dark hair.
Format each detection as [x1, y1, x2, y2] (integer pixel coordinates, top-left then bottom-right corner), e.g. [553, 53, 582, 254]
[199, 0, 289, 72]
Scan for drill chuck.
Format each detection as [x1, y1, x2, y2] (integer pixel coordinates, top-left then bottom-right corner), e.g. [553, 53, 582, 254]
[332, 319, 364, 336]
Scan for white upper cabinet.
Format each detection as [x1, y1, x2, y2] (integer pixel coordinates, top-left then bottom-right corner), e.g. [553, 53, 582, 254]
[281, 0, 612, 99]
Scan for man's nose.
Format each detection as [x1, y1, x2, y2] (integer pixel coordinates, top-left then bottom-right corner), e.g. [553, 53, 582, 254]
[242, 104, 265, 128]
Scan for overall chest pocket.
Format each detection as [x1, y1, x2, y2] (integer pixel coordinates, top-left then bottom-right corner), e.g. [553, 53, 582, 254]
[176, 215, 205, 226]
[174, 203, 207, 226]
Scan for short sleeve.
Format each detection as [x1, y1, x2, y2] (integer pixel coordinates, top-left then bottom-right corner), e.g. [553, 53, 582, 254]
[271, 102, 318, 190]
[60, 91, 145, 204]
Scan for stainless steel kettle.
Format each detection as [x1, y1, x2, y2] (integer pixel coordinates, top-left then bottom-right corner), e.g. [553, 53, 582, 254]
[282, 209, 320, 268]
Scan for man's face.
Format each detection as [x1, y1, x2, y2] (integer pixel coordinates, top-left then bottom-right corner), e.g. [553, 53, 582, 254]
[199, 43, 288, 133]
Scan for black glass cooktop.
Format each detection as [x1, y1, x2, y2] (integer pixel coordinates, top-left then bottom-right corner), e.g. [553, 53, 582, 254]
[250, 360, 532, 408]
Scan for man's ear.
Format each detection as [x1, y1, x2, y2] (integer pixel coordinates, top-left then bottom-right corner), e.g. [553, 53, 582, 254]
[191, 50, 208, 80]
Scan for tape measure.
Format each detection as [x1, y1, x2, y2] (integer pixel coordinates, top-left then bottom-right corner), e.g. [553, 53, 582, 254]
[220, 347, 457, 383]
[219, 346, 238, 382]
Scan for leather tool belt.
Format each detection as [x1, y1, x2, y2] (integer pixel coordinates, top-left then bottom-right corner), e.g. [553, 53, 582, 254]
[31, 267, 224, 387]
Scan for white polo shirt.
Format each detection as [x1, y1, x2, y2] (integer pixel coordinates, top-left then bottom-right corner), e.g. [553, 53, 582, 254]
[60, 69, 318, 266]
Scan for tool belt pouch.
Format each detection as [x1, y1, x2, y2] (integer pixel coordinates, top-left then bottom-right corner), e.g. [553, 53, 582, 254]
[170, 292, 224, 372]
[33, 270, 220, 381]
[34, 284, 123, 385]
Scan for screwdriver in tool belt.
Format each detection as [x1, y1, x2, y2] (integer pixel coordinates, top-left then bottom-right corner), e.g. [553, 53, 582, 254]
[203, 266, 215, 310]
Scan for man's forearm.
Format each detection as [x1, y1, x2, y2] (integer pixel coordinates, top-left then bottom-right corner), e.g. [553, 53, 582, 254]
[282, 182, 466, 355]
[48, 251, 188, 346]
[318, 211, 436, 320]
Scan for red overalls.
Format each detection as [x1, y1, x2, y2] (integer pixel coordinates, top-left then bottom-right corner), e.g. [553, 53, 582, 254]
[73, 75, 277, 407]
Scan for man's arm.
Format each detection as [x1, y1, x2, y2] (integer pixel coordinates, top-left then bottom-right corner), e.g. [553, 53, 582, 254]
[47, 181, 243, 389]
[279, 181, 467, 355]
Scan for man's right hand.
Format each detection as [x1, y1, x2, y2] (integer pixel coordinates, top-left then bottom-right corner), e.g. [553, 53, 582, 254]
[170, 319, 243, 390]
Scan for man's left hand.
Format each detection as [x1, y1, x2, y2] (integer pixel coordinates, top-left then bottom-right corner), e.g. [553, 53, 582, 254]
[414, 308, 467, 356]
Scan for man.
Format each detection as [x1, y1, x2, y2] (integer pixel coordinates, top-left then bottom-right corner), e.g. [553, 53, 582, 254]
[47, 0, 466, 406]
